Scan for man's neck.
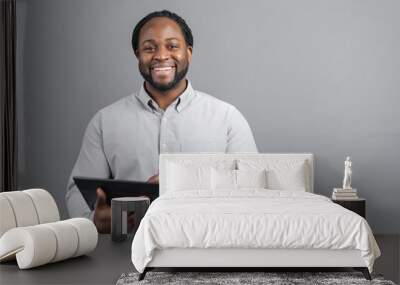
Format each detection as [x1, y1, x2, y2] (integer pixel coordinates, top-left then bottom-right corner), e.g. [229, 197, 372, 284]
[145, 79, 188, 110]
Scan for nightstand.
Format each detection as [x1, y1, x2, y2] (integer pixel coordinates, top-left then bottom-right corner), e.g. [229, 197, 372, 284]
[332, 198, 366, 218]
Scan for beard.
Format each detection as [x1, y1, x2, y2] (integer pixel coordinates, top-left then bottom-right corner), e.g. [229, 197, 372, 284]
[139, 62, 189, 92]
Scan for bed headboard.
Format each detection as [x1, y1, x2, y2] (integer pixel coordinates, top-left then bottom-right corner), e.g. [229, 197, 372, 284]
[159, 153, 314, 195]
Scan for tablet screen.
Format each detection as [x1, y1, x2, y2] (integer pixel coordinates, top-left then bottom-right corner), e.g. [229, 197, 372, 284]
[73, 176, 159, 210]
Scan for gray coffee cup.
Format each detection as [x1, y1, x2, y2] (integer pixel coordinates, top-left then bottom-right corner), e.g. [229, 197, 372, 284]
[111, 197, 150, 242]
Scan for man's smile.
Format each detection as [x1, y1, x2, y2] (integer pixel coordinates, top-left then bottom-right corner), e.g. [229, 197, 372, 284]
[151, 66, 176, 77]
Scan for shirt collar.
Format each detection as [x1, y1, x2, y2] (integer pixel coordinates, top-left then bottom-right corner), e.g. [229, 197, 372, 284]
[136, 84, 157, 112]
[136, 80, 195, 113]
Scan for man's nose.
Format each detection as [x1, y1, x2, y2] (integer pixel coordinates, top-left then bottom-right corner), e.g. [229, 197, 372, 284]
[153, 46, 170, 61]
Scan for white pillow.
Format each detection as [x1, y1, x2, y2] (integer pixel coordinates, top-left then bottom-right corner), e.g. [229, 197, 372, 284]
[236, 169, 268, 189]
[165, 159, 236, 192]
[237, 159, 307, 191]
[211, 169, 268, 190]
[166, 162, 211, 191]
[211, 168, 236, 190]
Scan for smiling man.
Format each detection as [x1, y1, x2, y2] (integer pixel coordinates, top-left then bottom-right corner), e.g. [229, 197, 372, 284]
[66, 10, 257, 233]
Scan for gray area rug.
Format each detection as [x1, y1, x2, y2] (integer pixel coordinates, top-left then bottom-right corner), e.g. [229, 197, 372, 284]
[116, 271, 396, 285]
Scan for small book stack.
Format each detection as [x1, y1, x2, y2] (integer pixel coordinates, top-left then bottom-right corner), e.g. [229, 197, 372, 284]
[332, 188, 358, 200]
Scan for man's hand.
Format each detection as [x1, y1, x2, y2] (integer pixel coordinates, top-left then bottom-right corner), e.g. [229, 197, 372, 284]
[94, 188, 111, 234]
[147, 174, 159, 184]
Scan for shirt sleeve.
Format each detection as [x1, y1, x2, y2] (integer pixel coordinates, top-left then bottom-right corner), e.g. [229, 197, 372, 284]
[226, 106, 258, 153]
[65, 111, 111, 219]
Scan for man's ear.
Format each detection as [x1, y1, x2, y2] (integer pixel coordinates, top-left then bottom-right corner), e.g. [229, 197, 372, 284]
[187, 46, 193, 63]
[134, 49, 139, 58]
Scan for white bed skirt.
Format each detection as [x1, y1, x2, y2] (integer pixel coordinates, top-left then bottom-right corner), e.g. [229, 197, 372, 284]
[147, 248, 366, 268]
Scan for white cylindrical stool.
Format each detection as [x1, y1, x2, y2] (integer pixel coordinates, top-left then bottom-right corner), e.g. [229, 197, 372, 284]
[111, 197, 150, 242]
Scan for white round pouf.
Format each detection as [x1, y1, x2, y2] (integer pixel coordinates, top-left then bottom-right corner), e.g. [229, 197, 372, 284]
[0, 192, 39, 227]
[0, 218, 98, 269]
[63, 218, 98, 257]
[0, 196, 17, 237]
[23, 189, 60, 223]
[42, 221, 79, 262]
[0, 226, 57, 269]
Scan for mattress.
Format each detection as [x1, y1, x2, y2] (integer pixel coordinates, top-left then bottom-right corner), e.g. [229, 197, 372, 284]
[131, 189, 380, 273]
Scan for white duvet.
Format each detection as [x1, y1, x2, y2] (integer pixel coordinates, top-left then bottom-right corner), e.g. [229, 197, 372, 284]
[131, 190, 380, 273]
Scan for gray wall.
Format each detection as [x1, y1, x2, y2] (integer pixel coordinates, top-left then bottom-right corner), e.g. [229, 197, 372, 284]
[16, 0, 400, 233]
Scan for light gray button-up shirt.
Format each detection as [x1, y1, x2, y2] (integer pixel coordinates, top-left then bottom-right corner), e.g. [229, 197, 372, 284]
[66, 81, 257, 219]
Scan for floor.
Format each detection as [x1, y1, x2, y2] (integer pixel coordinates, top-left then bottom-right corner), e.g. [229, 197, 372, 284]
[374, 234, 400, 284]
[0, 234, 398, 284]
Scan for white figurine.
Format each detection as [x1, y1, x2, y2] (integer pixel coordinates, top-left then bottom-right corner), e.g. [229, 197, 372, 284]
[342, 156, 352, 189]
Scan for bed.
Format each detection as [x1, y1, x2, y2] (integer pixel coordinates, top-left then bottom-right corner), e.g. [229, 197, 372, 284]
[131, 153, 380, 280]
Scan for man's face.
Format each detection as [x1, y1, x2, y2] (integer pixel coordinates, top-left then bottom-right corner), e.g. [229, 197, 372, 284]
[136, 17, 192, 92]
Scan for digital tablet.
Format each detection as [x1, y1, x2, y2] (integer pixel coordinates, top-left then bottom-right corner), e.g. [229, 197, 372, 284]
[73, 176, 159, 210]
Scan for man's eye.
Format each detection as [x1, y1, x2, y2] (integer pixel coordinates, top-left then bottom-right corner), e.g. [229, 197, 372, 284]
[169, 45, 179, 50]
[143, 47, 155, 52]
